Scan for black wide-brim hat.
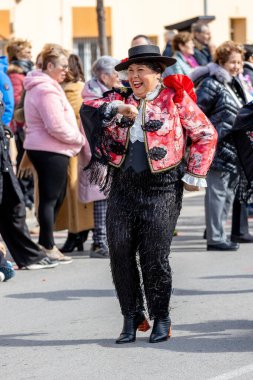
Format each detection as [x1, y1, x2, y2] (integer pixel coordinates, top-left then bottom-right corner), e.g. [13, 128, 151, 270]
[115, 44, 176, 71]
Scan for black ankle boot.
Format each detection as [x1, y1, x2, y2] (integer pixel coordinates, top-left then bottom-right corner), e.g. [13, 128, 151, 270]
[80, 230, 89, 244]
[149, 316, 171, 343]
[60, 232, 84, 253]
[115, 312, 150, 344]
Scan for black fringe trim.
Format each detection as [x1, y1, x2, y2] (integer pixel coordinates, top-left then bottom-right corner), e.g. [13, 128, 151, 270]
[116, 116, 135, 128]
[148, 147, 167, 161]
[142, 120, 163, 132]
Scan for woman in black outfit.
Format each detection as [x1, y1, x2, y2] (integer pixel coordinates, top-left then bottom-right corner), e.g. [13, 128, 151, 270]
[190, 41, 253, 250]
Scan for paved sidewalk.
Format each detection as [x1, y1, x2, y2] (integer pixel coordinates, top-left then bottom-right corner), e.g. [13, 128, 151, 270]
[1, 192, 253, 380]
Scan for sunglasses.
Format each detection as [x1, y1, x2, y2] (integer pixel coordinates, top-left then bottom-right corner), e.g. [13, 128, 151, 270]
[59, 64, 69, 70]
[54, 63, 69, 71]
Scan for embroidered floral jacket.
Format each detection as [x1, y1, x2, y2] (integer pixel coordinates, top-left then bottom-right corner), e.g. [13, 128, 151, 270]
[81, 75, 217, 178]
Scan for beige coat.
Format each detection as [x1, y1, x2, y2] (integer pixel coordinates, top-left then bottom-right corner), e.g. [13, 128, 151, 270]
[54, 81, 94, 232]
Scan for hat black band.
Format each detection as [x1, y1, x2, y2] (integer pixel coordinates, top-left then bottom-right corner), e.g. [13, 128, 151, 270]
[130, 52, 161, 59]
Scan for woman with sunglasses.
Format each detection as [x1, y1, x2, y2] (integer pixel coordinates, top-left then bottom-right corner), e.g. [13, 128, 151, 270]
[23, 43, 85, 263]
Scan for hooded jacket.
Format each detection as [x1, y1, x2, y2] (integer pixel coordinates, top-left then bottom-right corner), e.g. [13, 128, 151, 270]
[0, 56, 14, 125]
[81, 78, 109, 101]
[23, 70, 85, 157]
[190, 63, 249, 173]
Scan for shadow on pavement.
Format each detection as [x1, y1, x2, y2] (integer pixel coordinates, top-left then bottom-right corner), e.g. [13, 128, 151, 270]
[174, 319, 253, 333]
[6, 289, 116, 301]
[0, 319, 252, 352]
[199, 274, 253, 280]
[173, 288, 253, 296]
[7, 285, 253, 301]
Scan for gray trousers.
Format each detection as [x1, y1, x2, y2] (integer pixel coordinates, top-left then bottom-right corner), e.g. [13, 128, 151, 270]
[205, 169, 238, 245]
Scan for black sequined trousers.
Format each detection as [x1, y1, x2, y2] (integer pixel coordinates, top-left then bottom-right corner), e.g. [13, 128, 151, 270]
[107, 168, 183, 320]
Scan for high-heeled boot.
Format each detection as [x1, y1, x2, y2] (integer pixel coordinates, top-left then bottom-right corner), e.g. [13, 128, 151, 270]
[149, 316, 172, 343]
[60, 232, 84, 253]
[115, 312, 150, 344]
[80, 229, 89, 244]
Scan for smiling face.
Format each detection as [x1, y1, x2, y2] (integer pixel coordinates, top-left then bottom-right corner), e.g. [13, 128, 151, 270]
[221, 51, 243, 77]
[127, 63, 161, 98]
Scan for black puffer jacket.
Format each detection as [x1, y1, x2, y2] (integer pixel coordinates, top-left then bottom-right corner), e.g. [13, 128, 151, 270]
[0, 93, 23, 204]
[190, 63, 248, 173]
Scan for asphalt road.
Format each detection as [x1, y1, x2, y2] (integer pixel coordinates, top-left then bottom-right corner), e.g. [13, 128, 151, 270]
[1, 192, 253, 380]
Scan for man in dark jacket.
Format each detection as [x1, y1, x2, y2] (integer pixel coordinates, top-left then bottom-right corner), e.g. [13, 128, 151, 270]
[0, 93, 58, 269]
[192, 22, 213, 66]
[162, 30, 177, 57]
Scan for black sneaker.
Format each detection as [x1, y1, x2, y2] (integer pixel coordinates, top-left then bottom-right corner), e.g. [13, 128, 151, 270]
[231, 233, 253, 243]
[26, 257, 59, 270]
[207, 241, 239, 251]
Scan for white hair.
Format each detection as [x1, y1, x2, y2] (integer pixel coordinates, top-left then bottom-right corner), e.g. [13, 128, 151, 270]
[92, 56, 119, 79]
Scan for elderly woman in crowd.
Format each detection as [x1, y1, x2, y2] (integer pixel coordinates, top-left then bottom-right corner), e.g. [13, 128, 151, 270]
[163, 32, 199, 77]
[80, 56, 121, 258]
[190, 41, 253, 250]
[80, 45, 217, 344]
[23, 43, 86, 263]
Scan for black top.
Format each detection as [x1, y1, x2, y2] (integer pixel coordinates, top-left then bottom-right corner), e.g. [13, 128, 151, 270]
[123, 141, 149, 173]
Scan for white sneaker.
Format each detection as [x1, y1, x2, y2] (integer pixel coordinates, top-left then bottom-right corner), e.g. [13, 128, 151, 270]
[39, 245, 73, 264]
[26, 257, 59, 270]
[0, 272, 5, 282]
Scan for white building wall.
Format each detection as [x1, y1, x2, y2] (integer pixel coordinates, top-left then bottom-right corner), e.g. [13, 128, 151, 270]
[1, 0, 253, 60]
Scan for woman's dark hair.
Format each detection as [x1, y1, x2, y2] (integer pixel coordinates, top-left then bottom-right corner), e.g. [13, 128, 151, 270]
[244, 45, 253, 61]
[131, 61, 164, 74]
[65, 54, 85, 82]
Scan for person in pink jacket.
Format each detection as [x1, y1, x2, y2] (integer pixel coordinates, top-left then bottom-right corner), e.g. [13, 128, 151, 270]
[24, 43, 86, 263]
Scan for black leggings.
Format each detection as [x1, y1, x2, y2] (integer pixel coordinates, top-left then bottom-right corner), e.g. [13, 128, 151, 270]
[27, 150, 69, 249]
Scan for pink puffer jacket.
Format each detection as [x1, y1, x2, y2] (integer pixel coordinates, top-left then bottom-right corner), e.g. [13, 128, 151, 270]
[24, 70, 86, 157]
